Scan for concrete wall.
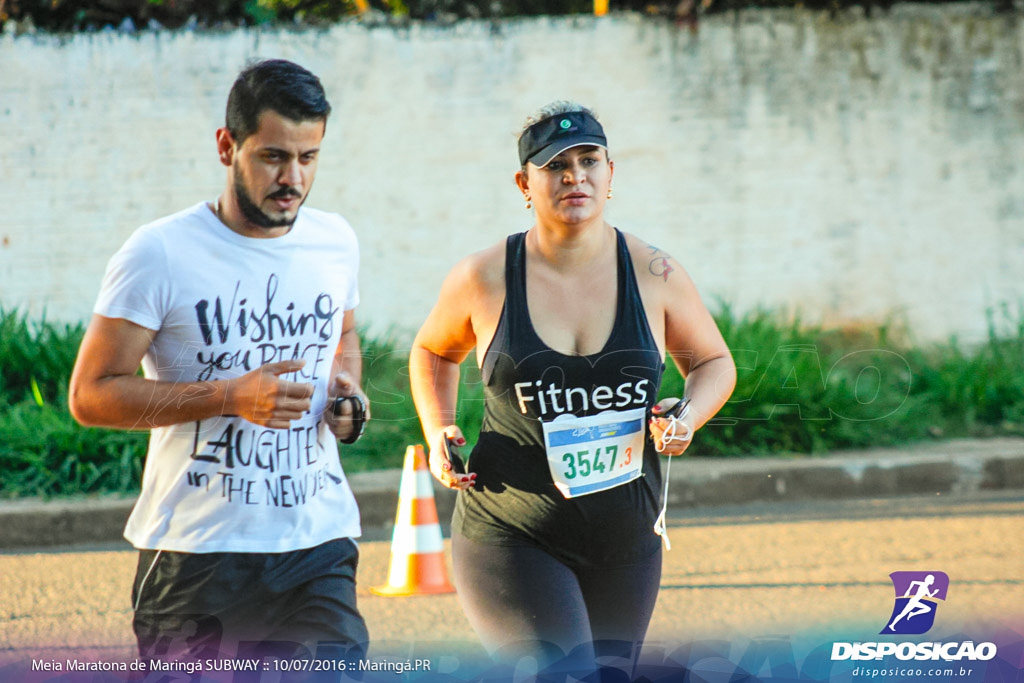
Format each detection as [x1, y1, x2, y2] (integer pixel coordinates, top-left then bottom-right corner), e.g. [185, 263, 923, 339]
[2, 7, 1023, 343]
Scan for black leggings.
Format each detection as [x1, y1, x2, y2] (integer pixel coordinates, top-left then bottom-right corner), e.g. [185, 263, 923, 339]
[452, 533, 662, 668]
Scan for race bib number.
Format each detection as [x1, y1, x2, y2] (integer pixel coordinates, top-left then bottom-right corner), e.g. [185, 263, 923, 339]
[542, 407, 646, 498]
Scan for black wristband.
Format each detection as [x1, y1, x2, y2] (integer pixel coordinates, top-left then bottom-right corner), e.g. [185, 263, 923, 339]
[331, 395, 367, 445]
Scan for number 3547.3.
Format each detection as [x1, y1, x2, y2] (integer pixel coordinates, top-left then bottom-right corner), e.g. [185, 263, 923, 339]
[561, 445, 632, 479]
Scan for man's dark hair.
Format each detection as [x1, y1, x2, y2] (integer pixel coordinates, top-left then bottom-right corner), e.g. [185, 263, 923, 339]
[225, 59, 331, 143]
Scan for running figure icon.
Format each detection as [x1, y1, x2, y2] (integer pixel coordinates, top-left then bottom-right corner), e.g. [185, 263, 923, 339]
[887, 574, 938, 631]
[881, 571, 949, 635]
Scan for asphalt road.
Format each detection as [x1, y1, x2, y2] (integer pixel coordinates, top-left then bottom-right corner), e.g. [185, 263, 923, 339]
[2, 492, 1022, 676]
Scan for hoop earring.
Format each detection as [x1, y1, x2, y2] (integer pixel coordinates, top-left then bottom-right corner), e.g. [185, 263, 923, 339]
[524, 194, 532, 210]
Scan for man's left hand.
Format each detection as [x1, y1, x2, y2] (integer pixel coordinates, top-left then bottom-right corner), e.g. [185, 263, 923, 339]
[325, 371, 370, 442]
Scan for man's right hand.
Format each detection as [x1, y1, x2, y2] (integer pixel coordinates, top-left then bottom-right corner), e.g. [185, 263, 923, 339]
[70, 316, 317, 431]
[226, 360, 314, 429]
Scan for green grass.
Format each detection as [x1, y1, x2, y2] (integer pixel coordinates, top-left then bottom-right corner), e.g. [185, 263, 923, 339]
[904, 302, 1024, 438]
[335, 334, 485, 472]
[667, 305, 934, 455]
[0, 310, 146, 497]
[1, 305, 1022, 498]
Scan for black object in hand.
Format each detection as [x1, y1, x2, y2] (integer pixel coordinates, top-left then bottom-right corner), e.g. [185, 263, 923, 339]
[663, 397, 691, 420]
[442, 435, 466, 474]
[332, 394, 367, 445]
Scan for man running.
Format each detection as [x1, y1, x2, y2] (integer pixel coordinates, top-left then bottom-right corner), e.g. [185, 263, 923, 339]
[70, 59, 369, 662]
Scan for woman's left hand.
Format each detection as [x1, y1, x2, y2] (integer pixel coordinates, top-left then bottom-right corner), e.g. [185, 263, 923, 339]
[649, 397, 694, 456]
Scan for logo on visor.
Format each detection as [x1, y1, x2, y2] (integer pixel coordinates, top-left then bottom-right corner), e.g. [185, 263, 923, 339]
[560, 119, 572, 129]
[881, 571, 949, 635]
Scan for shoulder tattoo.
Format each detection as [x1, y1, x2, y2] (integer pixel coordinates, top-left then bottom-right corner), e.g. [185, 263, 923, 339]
[646, 244, 674, 282]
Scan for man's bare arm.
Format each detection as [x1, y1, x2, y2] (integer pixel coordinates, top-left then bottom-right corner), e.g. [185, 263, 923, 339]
[69, 314, 313, 431]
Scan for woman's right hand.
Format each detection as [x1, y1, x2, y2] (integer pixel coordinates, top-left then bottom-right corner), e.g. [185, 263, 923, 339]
[428, 425, 477, 490]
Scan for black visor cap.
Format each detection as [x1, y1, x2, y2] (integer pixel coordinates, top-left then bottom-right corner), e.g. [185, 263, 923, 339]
[518, 111, 608, 168]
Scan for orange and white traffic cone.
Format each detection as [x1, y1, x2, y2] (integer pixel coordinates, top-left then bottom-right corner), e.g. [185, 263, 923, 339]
[371, 445, 456, 596]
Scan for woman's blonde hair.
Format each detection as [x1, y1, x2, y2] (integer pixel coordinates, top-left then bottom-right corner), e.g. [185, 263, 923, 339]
[519, 100, 599, 137]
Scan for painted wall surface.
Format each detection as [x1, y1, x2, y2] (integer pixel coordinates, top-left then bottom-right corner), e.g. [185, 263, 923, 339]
[2, 8, 1023, 342]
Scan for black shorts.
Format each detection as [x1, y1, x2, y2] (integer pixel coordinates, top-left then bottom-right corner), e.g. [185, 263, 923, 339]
[132, 538, 369, 661]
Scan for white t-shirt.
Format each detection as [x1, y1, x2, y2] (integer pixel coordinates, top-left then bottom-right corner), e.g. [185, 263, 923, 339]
[95, 202, 362, 553]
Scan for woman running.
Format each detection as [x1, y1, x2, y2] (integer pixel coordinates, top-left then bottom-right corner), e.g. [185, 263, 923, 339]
[409, 101, 736, 669]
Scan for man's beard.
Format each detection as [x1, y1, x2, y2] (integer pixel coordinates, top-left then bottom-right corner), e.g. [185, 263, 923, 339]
[233, 175, 304, 229]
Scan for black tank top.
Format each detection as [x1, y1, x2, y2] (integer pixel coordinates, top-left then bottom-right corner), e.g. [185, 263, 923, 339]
[453, 229, 665, 566]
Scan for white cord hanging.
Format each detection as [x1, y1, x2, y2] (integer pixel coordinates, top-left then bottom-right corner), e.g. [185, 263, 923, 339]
[653, 398, 692, 551]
